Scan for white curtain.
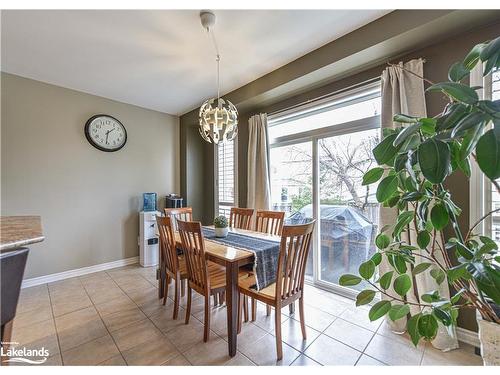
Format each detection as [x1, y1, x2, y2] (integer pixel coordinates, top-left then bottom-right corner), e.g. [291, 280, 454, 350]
[380, 59, 459, 351]
[247, 113, 271, 210]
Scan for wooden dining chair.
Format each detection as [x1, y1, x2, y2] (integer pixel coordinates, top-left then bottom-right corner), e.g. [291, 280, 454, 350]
[229, 207, 254, 230]
[177, 219, 249, 342]
[255, 210, 285, 235]
[249, 210, 286, 320]
[237, 220, 316, 360]
[156, 215, 188, 319]
[164, 207, 193, 231]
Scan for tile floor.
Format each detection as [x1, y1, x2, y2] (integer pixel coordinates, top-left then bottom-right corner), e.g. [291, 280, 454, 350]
[9, 265, 483, 366]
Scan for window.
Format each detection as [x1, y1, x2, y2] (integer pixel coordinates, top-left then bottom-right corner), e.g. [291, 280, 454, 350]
[215, 138, 237, 217]
[269, 81, 381, 296]
[470, 66, 500, 246]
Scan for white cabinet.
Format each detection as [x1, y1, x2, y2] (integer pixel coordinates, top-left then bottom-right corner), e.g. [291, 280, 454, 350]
[139, 211, 160, 267]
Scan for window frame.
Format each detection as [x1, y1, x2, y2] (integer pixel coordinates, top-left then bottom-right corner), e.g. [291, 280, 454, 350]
[214, 136, 239, 217]
[268, 81, 381, 299]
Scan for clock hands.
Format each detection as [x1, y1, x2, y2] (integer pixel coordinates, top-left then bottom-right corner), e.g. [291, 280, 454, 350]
[105, 128, 115, 145]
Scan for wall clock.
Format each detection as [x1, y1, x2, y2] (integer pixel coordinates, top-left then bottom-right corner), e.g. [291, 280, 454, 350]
[84, 114, 127, 152]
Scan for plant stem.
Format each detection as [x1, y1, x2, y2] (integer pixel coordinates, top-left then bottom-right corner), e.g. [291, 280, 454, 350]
[466, 207, 500, 241]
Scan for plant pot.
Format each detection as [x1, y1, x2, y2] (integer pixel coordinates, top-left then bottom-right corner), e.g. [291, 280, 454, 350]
[477, 314, 500, 365]
[214, 227, 229, 238]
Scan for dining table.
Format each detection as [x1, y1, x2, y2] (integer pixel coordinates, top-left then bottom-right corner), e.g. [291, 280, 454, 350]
[159, 226, 281, 357]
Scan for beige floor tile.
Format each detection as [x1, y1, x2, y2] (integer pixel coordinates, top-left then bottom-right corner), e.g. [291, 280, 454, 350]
[290, 354, 322, 366]
[324, 317, 375, 351]
[79, 271, 110, 283]
[239, 333, 301, 366]
[138, 296, 175, 317]
[86, 285, 127, 305]
[304, 289, 351, 316]
[232, 322, 269, 352]
[125, 286, 159, 306]
[61, 335, 120, 366]
[364, 333, 424, 366]
[14, 304, 53, 329]
[8, 353, 63, 366]
[421, 343, 483, 366]
[224, 353, 256, 366]
[51, 293, 93, 317]
[98, 354, 126, 365]
[164, 318, 218, 353]
[48, 277, 83, 292]
[252, 302, 289, 333]
[94, 294, 136, 316]
[304, 334, 361, 365]
[121, 335, 179, 365]
[149, 305, 188, 333]
[290, 304, 337, 332]
[339, 307, 383, 332]
[11, 318, 60, 356]
[162, 354, 192, 366]
[54, 306, 108, 351]
[183, 335, 235, 365]
[17, 285, 51, 314]
[356, 354, 386, 366]
[111, 318, 164, 352]
[280, 318, 321, 352]
[116, 277, 154, 293]
[101, 307, 147, 332]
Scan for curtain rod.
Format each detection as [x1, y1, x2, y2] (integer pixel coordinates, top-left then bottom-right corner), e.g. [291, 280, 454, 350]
[268, 76, 380, 118]
[268, 58, 426, 118]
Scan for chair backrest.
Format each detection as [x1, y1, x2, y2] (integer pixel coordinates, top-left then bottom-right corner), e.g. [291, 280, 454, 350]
[177, 219, 209, 294]
[229, 207, 254, 230]
[156, 215, 179, 276]
[255, 210, 285, 236]
[1, 248, 29, 326]
[164, 207, 193, 231]
[275, 221, 316, 302]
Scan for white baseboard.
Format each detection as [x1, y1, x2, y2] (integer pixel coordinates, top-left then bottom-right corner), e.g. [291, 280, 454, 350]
[457, 327, 480, 347]
[22, 256, 139, 288]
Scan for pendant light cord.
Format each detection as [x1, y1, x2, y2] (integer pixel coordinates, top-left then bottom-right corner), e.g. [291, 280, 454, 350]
[206, 27, 221, 100]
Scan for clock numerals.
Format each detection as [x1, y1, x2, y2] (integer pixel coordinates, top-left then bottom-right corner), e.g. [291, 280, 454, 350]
[85, 115, 127, 152]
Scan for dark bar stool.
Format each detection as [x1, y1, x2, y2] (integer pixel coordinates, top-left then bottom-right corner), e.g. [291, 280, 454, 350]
[1, 247, 29, 364]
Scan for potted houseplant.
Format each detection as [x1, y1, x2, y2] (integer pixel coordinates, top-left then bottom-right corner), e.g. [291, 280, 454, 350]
[340, 36, 500, 365]
[214, 215, 229, 238]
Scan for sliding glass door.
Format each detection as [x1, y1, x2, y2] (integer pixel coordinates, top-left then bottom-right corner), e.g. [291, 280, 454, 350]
[268, 82, 381, 297]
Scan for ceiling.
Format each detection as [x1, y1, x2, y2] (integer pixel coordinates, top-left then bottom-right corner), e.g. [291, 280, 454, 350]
[1, 10, 391, 115]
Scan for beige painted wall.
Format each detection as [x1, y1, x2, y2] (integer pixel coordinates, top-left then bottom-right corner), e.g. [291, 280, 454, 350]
[1, 73, 180, 279]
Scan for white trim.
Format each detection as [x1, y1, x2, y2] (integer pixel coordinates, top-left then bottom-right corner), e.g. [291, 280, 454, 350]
[21, 256, 139, 288]
[457, 327, 480, 347]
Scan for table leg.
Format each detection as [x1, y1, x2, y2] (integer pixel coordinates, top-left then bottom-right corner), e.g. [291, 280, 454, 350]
[226, 262, 239, 357]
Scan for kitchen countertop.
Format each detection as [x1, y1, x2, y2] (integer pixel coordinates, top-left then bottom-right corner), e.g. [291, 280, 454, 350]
[0, 216, 44, 252]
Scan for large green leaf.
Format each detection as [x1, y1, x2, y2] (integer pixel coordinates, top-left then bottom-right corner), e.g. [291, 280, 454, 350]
[427, 82, 478, 104]
[373, 134, 399, 165]
[394, 123, 421, 147]
[431, 203, 449, 231]
[417, 231, 431, 249]
[339, 274, 362, 286]
[407, 314, 422, 346]
[362, 167, 384, 186]
[430, 268, 446, 285]
[356, 290, 376, 306]
[375, 233, 390, 249]
[463, 43, 487, 70]
[376, 175, 399, 203]
[393, 211, 415, 238]
[368, 301, 392, 321]
[436, 103, 468, 131]
[394, 114, 419, 123]
[418, 139, 450, 184]
[451, 111, 489, 138]
[359, 260, 376, 280]
[388, 304, 410, 321]
[379, 271, 393, 290]
[433, 308, 452, 326]
[480, 36, 500, 61]
[418, 314, 439, 341]
[459, 123, 485, 160]
[448, 61, 470, 82]
[476, 129, 500, 180]
[412, 262, 433, 276]
[393, 274, 411, 296]
[371, 252, 382, 266]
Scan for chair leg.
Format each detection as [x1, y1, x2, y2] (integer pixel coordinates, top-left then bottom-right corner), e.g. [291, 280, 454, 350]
[266, 304, 271, 316]
[251, 298, 256, 321]
[185, 286, 192, 324]
[243, 296, 249, 322]
[162, 275, 169, 305]
[299, 297, 307, 340]
[173, 276, 180, 319]
[181, 279, 186, 297]
[237, 293, 243, 333]
[203, 294, 211, 342]
[274, 305, 283, 360]
[213, 293, 218, 306]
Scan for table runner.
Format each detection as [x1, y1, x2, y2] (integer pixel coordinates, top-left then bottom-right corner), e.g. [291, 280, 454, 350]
[202, 227, 280, 290]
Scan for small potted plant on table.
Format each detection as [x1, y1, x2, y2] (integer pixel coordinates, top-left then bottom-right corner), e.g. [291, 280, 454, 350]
[214, 215, 229, 238]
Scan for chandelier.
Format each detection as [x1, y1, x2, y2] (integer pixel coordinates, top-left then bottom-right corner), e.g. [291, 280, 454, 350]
[198, 10, 238, 144]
